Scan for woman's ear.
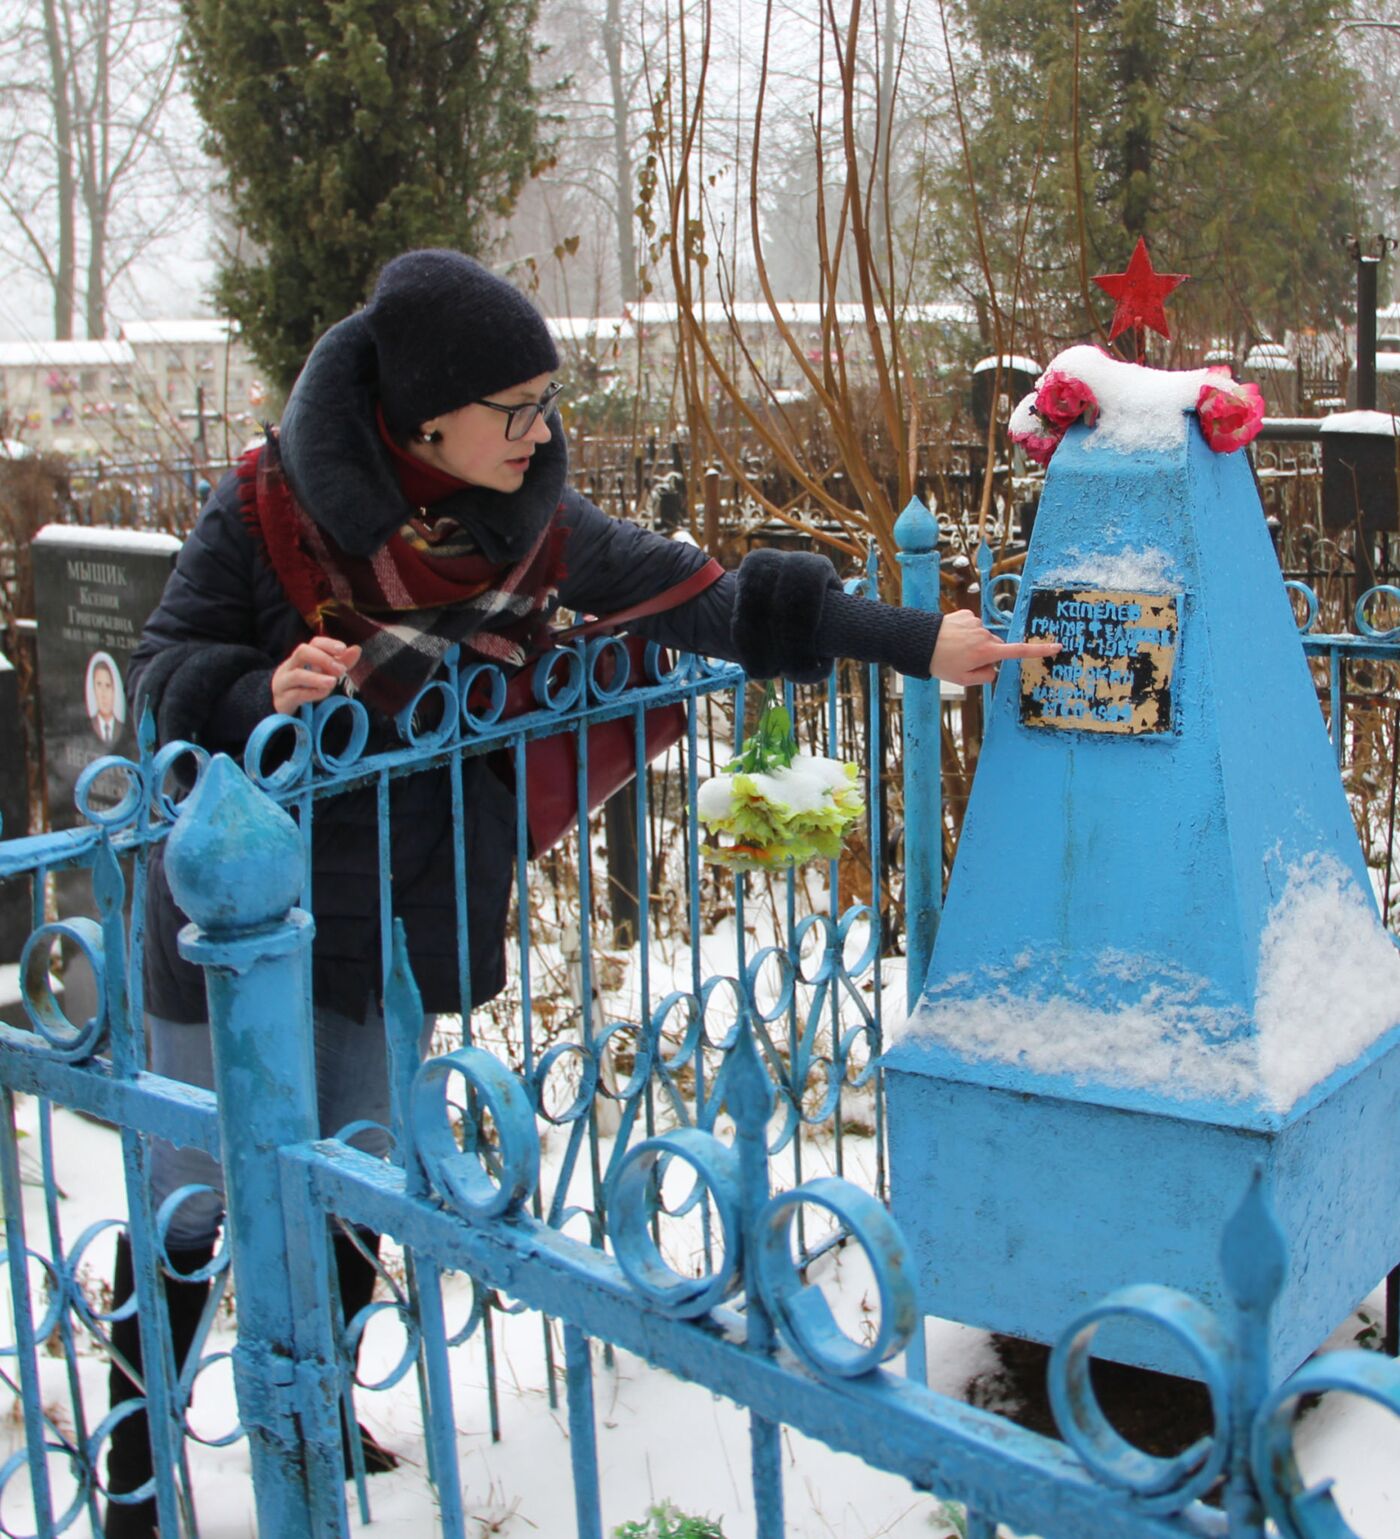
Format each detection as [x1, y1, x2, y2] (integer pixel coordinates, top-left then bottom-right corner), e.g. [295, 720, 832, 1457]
[414, 425, 443, 444]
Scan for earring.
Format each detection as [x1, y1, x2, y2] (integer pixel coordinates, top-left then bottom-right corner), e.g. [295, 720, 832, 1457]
[415, 428, 443, 444]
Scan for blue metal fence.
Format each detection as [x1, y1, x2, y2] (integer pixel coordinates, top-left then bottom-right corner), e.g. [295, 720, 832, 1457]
[0, 511, 1397, 1537]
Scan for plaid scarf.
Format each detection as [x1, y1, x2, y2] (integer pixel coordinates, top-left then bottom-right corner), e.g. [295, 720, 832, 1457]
[239, 436, 567, 716]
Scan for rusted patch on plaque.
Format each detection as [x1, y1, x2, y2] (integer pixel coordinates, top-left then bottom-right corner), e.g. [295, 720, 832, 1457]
[1020, 588, 1179, 735]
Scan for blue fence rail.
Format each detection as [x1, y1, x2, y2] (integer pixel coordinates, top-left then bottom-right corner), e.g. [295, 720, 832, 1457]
[0, 508, 1396, 1537]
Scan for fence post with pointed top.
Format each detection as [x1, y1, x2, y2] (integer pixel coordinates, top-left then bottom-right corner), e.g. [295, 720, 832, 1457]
[896, 496, 942, 1012]
[164, 752, 345, 1538]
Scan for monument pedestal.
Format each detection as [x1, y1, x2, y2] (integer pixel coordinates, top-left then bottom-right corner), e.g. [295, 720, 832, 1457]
[888, 1025, 1400, 1379]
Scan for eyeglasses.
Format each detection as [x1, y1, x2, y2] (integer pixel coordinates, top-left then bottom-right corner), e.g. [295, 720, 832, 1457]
[475, 381, 564, 441]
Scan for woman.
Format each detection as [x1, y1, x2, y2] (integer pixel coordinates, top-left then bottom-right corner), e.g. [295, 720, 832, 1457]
[107, 249, 1054, 1536]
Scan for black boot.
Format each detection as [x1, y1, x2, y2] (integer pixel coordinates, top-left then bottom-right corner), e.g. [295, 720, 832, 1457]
[103, 1234, 215, 1538]
[333, 1229, 400, 1476]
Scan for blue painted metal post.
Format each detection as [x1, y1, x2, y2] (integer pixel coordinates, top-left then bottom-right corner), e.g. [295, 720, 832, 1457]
[1221, 1171, 1285, 1538]
[563, 1324, 604, 1539]
[0, 1088, 58, 1534]
[729, 1017, 784, 1539]
[895, 497, 942, 1013]
[164, 753, 341, 1537]
[385, 919, 468, 1539]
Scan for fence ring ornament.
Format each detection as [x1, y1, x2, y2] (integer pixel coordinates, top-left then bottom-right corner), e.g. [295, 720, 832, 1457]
[642, 638, 684, 685]
[983, 572, 1022, 631]
[836, 903, 880, 979]
[328, 1119, 397, 1159]
[244, 713, 313, 792]
[754, 1177, 916, 1379]
[311, 693, 369, 771]
[149, 741, 210, 822]
[531, 645, 585, 713]
[345, 1298, 422, 1393]
[1047, 1284, 1232, 1511]
[410, 1047, 540, 1220]
[0, 1246, 64, 1354]
[650, 991, 701, 1070]
[593, 1022, 652, 1104]
[64, 1219, 133, 1327]
[19, 918, 106, 1060]
[586, 634, 634, 700]
[743, 945, 797, 1022]
[1354, 584, 1400, 640]
[610, 1129, 744, 1318]
[1285, 580, 1320, 634]
[838, 1021, 881, 1091]
[0, 1440, 88, 1538]
[395, 678, 459, 751]
[154, 1189, 232, 1285]
[532, 1041, 600, 1125]
[551, 1206, 605, 1250]
[75, 755, 145, 830]
[788, 916, 837, 989]
[178, 1347, 243, 1448]
[86, 1397, 159, 1506]
[459, 661, 509, 732]
[1251, 1348, 1400, 1539]
[794, 1054, 841, 1128]
[65, 1214, 226, 1326]
[697, 975, 747, 1050]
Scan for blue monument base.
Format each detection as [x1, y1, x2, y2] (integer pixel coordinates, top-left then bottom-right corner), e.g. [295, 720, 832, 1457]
[885, 1020, 1400, 1382]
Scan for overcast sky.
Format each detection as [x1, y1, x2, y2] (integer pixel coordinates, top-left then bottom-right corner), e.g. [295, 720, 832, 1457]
[0, 251, 218, 342]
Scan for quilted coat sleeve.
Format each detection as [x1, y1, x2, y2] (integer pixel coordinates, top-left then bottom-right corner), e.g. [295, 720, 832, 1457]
[554, 489, 941, 681]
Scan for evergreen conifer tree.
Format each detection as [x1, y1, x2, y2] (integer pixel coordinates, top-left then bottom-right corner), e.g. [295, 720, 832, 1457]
[182, 0, 546, 388]
[928, 0, 1372, 351]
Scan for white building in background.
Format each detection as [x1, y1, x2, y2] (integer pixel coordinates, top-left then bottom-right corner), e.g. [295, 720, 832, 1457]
[0, 339, 135, 457]
[0, 320, 261, 461]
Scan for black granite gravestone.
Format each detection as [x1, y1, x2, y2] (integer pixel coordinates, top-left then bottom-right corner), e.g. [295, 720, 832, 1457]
[31, 526, 180, 1028]
[0, 647, 31, 984]
[33, 526, 180, 825]
[1320, 418, 1400, 534]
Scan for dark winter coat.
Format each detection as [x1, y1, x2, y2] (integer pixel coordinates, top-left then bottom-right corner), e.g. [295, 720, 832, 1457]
[130, 400, 940, 1025]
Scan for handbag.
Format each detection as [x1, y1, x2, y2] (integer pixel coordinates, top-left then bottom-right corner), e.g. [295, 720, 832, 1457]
[493, 557, 725, 856]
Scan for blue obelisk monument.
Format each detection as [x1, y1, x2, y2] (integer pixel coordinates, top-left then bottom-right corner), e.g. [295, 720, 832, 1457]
[884, 357, 1400, 1379]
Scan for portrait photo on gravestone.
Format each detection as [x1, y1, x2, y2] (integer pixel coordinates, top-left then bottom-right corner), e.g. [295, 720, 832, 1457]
[85, 650, 127, 746]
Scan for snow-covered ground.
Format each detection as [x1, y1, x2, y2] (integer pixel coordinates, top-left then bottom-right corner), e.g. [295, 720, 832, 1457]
[4, 1092, 1399, 1539]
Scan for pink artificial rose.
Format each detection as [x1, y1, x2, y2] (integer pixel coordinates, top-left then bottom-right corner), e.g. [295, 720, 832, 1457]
[1012, 427, 1065, 467]
[1196, 378, 1265, 453]
[1035, 370, 1100, 431]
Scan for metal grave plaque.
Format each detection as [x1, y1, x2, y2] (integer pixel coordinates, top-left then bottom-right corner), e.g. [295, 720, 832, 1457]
[1019, 587, 1178, 735]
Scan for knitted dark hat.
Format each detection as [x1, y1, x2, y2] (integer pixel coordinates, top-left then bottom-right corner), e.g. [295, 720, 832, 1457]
[364, 250, 560, 438]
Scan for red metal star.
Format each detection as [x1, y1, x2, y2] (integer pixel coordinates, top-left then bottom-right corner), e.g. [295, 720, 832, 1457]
[1093, 237, 1187, 347]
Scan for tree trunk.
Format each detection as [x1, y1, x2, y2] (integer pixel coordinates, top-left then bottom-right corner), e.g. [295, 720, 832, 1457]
[603, 0, 638, 305]
[85, 206, 107, 339]
[1117, 0, 1158, 245]
[82, 0, 110, 337]
[870, 0, 897, 262]
[40, 0, 77, 339]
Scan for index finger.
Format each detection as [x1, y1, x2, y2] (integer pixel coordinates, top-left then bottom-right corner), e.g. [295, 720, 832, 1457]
[998, 640, 1062, 658]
